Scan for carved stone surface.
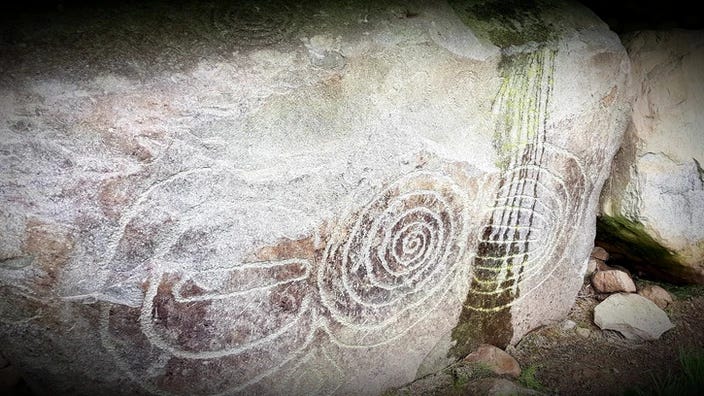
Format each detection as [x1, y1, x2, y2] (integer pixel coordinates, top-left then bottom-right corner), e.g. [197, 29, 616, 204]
[0, 1, 629, 395]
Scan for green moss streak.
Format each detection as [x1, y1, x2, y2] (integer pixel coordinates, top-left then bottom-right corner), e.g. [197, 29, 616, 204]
[492, 49, 554, 170]
[449, 37, 557, 362]
[449, 299, 514, 359]
[448, 0, 557, 48]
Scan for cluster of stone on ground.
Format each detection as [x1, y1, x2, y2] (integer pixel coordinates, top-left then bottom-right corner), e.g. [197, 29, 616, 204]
[387, 245, 684, 396]
[587, 247, 674, 341]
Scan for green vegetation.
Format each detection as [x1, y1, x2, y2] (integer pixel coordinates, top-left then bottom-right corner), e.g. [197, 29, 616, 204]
[451, 371, 471, 393]
[445, 362, 497, 395]
[518, 364, 546, 392]
[625, 348, 704, 396]
[448, 0, 557, 48]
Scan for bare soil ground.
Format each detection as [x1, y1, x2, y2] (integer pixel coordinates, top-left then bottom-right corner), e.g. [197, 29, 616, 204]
[511, 279, 704, 395]
[390, 278, 704, 395]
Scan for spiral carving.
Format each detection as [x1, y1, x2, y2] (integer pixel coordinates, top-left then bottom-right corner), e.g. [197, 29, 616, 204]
[203, 0, 297, 48]
[466, 145, 587, 312]
[319, 172, 469, 344]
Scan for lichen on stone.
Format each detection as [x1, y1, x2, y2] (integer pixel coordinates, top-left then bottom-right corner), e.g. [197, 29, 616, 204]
[448, 0, 558, 48]
[491, 46, 556, 170]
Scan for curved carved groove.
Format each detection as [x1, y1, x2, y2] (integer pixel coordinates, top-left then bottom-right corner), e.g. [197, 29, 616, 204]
[318, 171, 471, 345]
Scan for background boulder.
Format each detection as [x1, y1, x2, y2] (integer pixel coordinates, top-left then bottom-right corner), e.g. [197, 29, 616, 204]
[598, 30, 704, 284]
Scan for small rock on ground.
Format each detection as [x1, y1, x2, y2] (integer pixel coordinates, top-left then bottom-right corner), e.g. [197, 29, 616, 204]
[561, 320, 577, 331]
[594, 293, 674, 340]
[585, 258, 599, 277]
[464, 344, 521, 378]
[575, 327, 591, 338]
[638, 284, 673, 309]
[592, 270, 636, 293]
[591, 246, 609, 261]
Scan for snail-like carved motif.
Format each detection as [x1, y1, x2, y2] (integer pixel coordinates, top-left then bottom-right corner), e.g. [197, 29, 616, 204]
[102, 261, 317, 396]
[100, 168, 321, 395]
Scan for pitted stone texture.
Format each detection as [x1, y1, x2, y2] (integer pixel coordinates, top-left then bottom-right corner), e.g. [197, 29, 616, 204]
[463, 344, 521, 378]
[0, 1, 629, 395]
[599, 30, 704, 283]
[594, 293, 674, 340]
[591, 270, 636, 293]
[638, 284, 674, 309]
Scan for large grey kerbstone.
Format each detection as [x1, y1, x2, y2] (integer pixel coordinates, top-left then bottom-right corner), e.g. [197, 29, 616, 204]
[0, 1, 629, 395]
[594, 293, 674, 340]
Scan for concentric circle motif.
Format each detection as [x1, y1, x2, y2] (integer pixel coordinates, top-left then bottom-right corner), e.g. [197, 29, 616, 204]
[467, 145, 587, 312]
[203, 0, 297, 48]
[99, 168, 319, 396]
[318, 171, 470, 345]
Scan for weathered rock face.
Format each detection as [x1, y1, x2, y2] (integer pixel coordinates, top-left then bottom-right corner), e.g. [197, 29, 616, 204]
[0, 1, 628, 395]
[598, 30, 704, 284]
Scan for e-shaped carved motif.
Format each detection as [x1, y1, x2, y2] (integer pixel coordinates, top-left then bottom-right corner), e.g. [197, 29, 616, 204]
[101, 168, 472, 396]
